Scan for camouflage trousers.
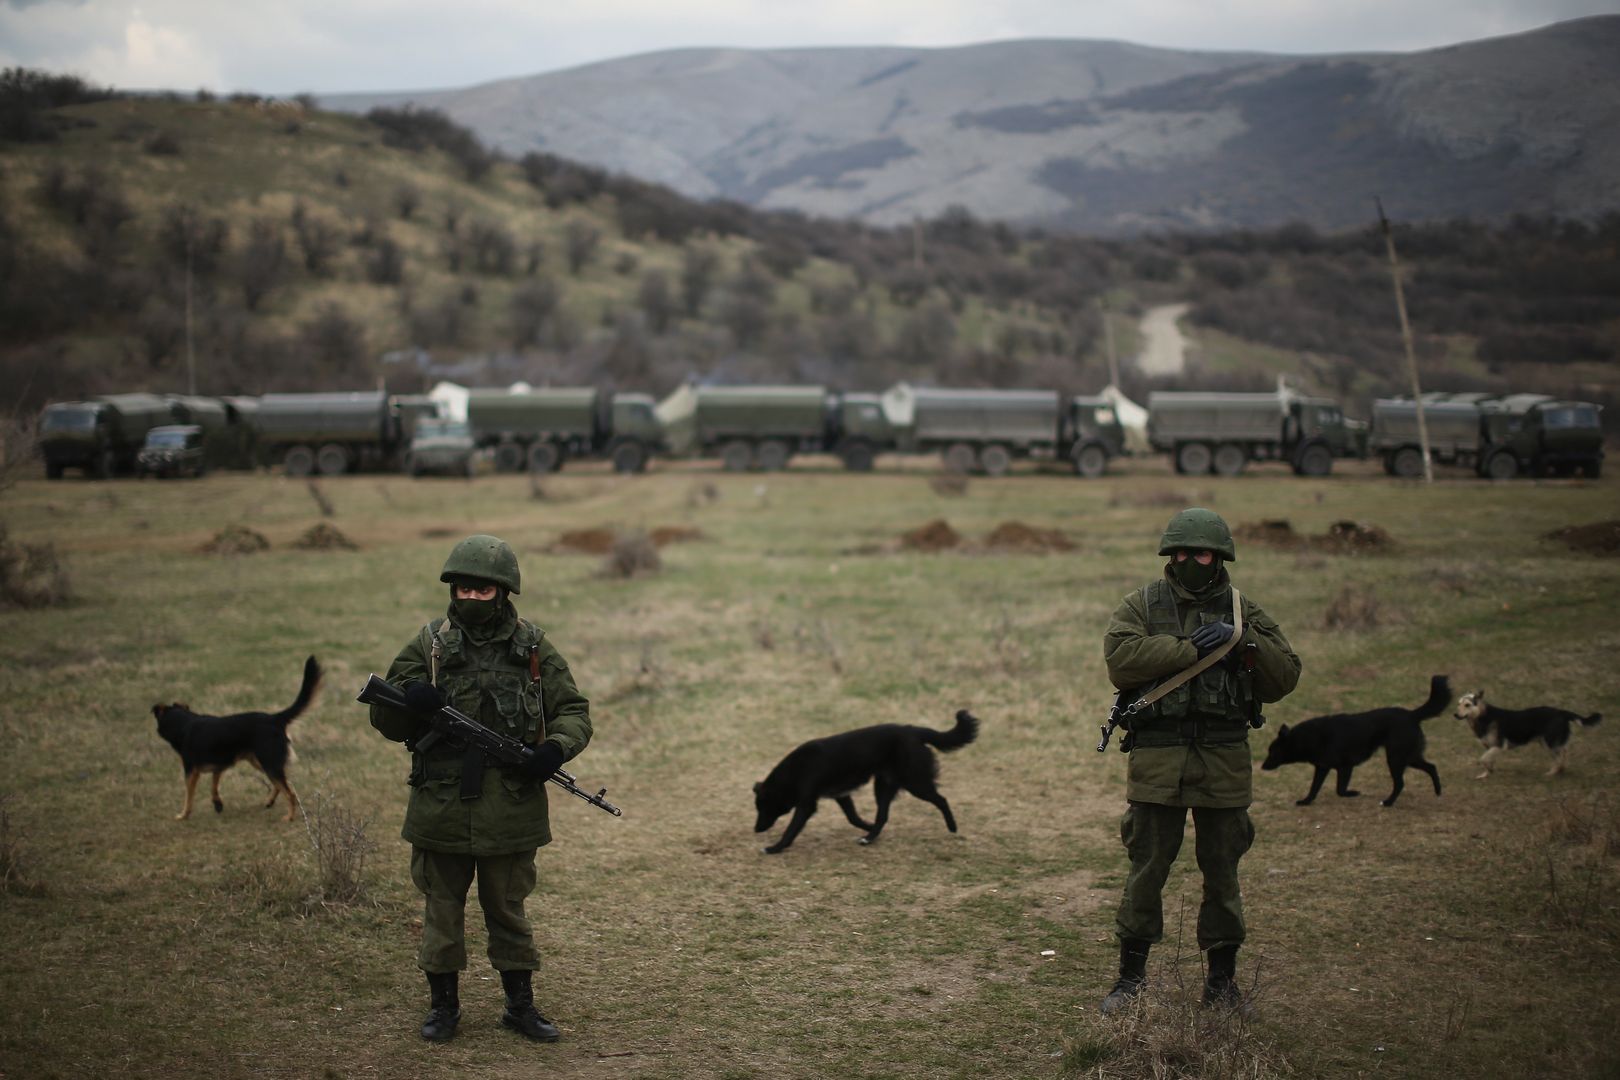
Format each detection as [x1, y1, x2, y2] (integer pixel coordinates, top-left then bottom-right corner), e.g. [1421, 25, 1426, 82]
[1114, 802, 1255, 951]
[411, 846, 539, 974]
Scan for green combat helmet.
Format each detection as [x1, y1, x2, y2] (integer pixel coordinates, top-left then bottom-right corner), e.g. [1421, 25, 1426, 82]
[1158, 508, 1236, 561]
[440, 534, 522, 594]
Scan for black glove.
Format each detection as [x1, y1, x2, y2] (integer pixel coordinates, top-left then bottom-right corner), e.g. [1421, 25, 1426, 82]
[523, 742, 565, 783]
[402, 680, 445, 716]
[1190, 620, 1235, 657]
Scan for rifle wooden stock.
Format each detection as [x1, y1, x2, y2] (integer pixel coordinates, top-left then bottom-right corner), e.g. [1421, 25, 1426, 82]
[358, 674, 622, 817]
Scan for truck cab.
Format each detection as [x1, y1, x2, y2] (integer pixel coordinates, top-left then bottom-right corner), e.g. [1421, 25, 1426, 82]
[39, 401, 108, 478]
[608, 392, 663, 473]
[1478, 396, 1603, 479]
[1068, 396, 1127, 478]
[137, 425, 207, 479]
[405, 419, 477, 478]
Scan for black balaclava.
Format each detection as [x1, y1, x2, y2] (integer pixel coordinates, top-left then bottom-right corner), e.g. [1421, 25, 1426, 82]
[449, 579, 506, 627]
[1169, 551, 1221, 592]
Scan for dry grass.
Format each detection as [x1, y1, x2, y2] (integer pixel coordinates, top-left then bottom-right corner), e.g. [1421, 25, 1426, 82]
[601, 528, 662, 577]
[0, 522, 73, 608]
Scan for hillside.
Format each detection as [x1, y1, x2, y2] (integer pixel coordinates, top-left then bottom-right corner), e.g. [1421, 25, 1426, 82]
[321, 18, 1620, 234]
[1, 84, 1617, 427]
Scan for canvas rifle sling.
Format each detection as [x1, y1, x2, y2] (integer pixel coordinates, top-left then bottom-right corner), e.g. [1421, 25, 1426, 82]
[1127, 587, 1244, 716]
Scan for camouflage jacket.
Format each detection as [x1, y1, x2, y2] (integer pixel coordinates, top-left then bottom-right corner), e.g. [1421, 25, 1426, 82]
[1102, 566, 1300, 807]
[370, 605, 592, 854]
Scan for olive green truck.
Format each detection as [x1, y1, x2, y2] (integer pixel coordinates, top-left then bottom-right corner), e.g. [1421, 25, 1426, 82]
[465, 387, 663, 473]
[1371, 393, 1603, 479]
[1146, 389, 1362, 476]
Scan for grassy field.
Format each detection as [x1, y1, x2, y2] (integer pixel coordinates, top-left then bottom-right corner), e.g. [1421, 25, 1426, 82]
[2, 458, 1618, 1079]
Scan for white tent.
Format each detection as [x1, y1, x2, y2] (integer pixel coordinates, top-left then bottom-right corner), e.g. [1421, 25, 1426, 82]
[426, 381, 470, 422]
[1100, 384, 1151, 454]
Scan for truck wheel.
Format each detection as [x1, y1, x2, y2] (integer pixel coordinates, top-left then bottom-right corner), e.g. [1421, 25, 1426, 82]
[978, 444, 1012, 477]
[943, 443, 977, 474]
[1580, 460, 1603, 479]
[1295, 444, 1333, 477]
[528, 442, 562, 475]
[1485, 451, 1519, 480]
[316, 444, 350, 476]
[95, 450, 117, 480]
[283, 446, 315, 477]
[720, 441, 754, 472]
[1072, 443, 1108, 479]
[493, 442, 525, 473]
[1212, 443, 1247, 477]
[1175, 442, 1212, 476]
[464, 455, 478, 479]
[1391, 447, 1424, 479]
[610, 440, 647, 474]
[839, 439, 875, 473]
[755, 440, 791, 472]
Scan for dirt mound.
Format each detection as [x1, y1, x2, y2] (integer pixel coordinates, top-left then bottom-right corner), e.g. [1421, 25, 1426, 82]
[549, 528, 617, 554]
[1544, 520, 1620, 556]
[649, 526, 708, 547]
[201, 525, 270, 555]
[984, 521, 1074, 552]
[1315, 520, 1393, 553]
[420, 527, 458, 539]
[901, 519, 962, 551]
[292, 523, 358, 551]
[1235, 520, 1301, 547]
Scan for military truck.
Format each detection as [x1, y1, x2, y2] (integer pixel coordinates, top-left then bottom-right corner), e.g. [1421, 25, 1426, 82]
[165, 394, 257, 470]
[465, 387, 661, 473]
[1146, 389, 1360, 476]
[404, 418, 478, 478]
[656, 385, 835, 471]
[1371, 394, 1604, 479]
[38, 393, 175, 478]
[253, 391, 425, 476]
[136, 425, 207, 478]
[880, 384, 1066, 476]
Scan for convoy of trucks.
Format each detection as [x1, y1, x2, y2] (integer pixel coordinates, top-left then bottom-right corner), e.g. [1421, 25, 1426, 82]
[1371, 393, 1604, 479]
[31, 382, 1605, 482]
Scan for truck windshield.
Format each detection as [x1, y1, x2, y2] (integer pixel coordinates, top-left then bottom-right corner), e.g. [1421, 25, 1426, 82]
[417, 422, 469, 438]
[146, 430, 190, 448]
[42, 408, 97, 432]
[1542, 407, 1600, 430]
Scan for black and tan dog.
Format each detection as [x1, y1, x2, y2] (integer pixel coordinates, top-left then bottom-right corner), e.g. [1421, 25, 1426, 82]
[1455, 689, 1602, 779]
[753, 709, 979, 854]
[154, 656, 321, 821]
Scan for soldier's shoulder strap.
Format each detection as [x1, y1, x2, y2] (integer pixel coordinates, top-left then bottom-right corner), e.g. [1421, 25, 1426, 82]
[424, 617, 456, 685]
[1129, 588, 1244, 716]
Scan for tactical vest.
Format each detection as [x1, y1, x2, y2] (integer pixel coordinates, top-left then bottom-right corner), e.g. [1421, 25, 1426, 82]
[422, 616, 547, 747]
[1130, 580, 1253, 747]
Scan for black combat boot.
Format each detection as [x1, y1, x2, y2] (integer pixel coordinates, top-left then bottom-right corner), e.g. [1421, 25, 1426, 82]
[1099, 938, 1151, 1016]
[1202, 944, 1244, 1010]
[499, 969, 561, 1042]
[421, 971, 460, 1042]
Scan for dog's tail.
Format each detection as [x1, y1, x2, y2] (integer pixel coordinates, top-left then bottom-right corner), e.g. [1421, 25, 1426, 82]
[1414, 675, 1451, 722]
[1580, 713, 1603, 728]
[272, 656, 322, 727]
[922, 709, 980, 752]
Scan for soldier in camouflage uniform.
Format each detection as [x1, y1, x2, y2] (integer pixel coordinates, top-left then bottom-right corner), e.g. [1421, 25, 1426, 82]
[370, 535, 593, 1044]
[1099, 509, 1300, 1014]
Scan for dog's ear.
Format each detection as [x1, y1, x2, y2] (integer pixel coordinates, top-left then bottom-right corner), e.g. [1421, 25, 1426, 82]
[1474, 689, 1485, 703]
[152, 704, 166, 719]
[1277, 724, 1290, 736]
[752, 782, 762, 794]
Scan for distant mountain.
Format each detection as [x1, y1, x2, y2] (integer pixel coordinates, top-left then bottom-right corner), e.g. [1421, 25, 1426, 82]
[323, 17, 1620, 234]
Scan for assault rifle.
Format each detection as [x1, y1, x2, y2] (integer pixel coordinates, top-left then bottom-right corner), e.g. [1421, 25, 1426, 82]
[357, 674, 623, 817]
[1097, 687, 1141, 753]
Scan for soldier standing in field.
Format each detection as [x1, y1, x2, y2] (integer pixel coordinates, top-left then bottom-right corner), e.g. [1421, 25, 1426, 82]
[369, 534, 593, 1044]
[1099, 509, 1300, 1014]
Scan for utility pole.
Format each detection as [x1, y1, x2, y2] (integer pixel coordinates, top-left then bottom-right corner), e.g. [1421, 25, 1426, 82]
[1100, 295, 1120, 388]
[912, 217, 923, 269]
[1377, 198, 1431, 482]
[185, 220, 196, 396]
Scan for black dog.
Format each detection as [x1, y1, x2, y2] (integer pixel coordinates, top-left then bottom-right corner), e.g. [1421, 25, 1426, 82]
[153, 656, 321, 821]
[1454, 690, 1602, 778]
[753, 710, 979, 853]
[1260, 675, 1448, 807]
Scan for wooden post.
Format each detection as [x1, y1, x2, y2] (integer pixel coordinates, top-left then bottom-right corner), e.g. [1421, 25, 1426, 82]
[1377, 198, 1431, 482]
[1100, 296, 1120, 389]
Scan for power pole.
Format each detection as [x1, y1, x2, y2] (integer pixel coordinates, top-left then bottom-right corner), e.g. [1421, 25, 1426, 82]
[1100, 296, 1120, 388]
[185, 221, 196, 396]
[1377, 198, 1431, 482]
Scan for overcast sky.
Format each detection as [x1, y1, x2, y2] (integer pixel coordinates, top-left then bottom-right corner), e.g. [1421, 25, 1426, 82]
[2, 0, 1616, 95]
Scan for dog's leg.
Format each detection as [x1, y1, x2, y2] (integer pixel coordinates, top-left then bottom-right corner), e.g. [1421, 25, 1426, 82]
[1333, 767, 1360, 798]
[835, 795, 874, 831]
[1476, 745, 1501, 780]
[1381, 762, 1405, 808]
[209, 770, 225, 814]
[1547, 742, 1569, 777]
[1413, 758, 1442, 797]
[277, 778, 301, 822]
[915, 791, 957, 834]
[177, 769, 201, 820]
[860, 777, 901, 845]
[242, 755, 281, 808]
[1297, 765, 1330, 806]
[764, 803, 817, 854]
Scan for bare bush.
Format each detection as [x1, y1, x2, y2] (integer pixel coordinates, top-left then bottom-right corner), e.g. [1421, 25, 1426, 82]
[0, 523, 73, 609]
[0, 795, 44, 896]
[1323, 583, 1381, 630]
[929, 473, 969, 497]
[602, 530, 662, 578]
[300, 788, 377, 908]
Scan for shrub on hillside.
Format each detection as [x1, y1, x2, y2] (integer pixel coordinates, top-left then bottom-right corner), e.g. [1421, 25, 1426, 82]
[364, 105, 494, 180]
